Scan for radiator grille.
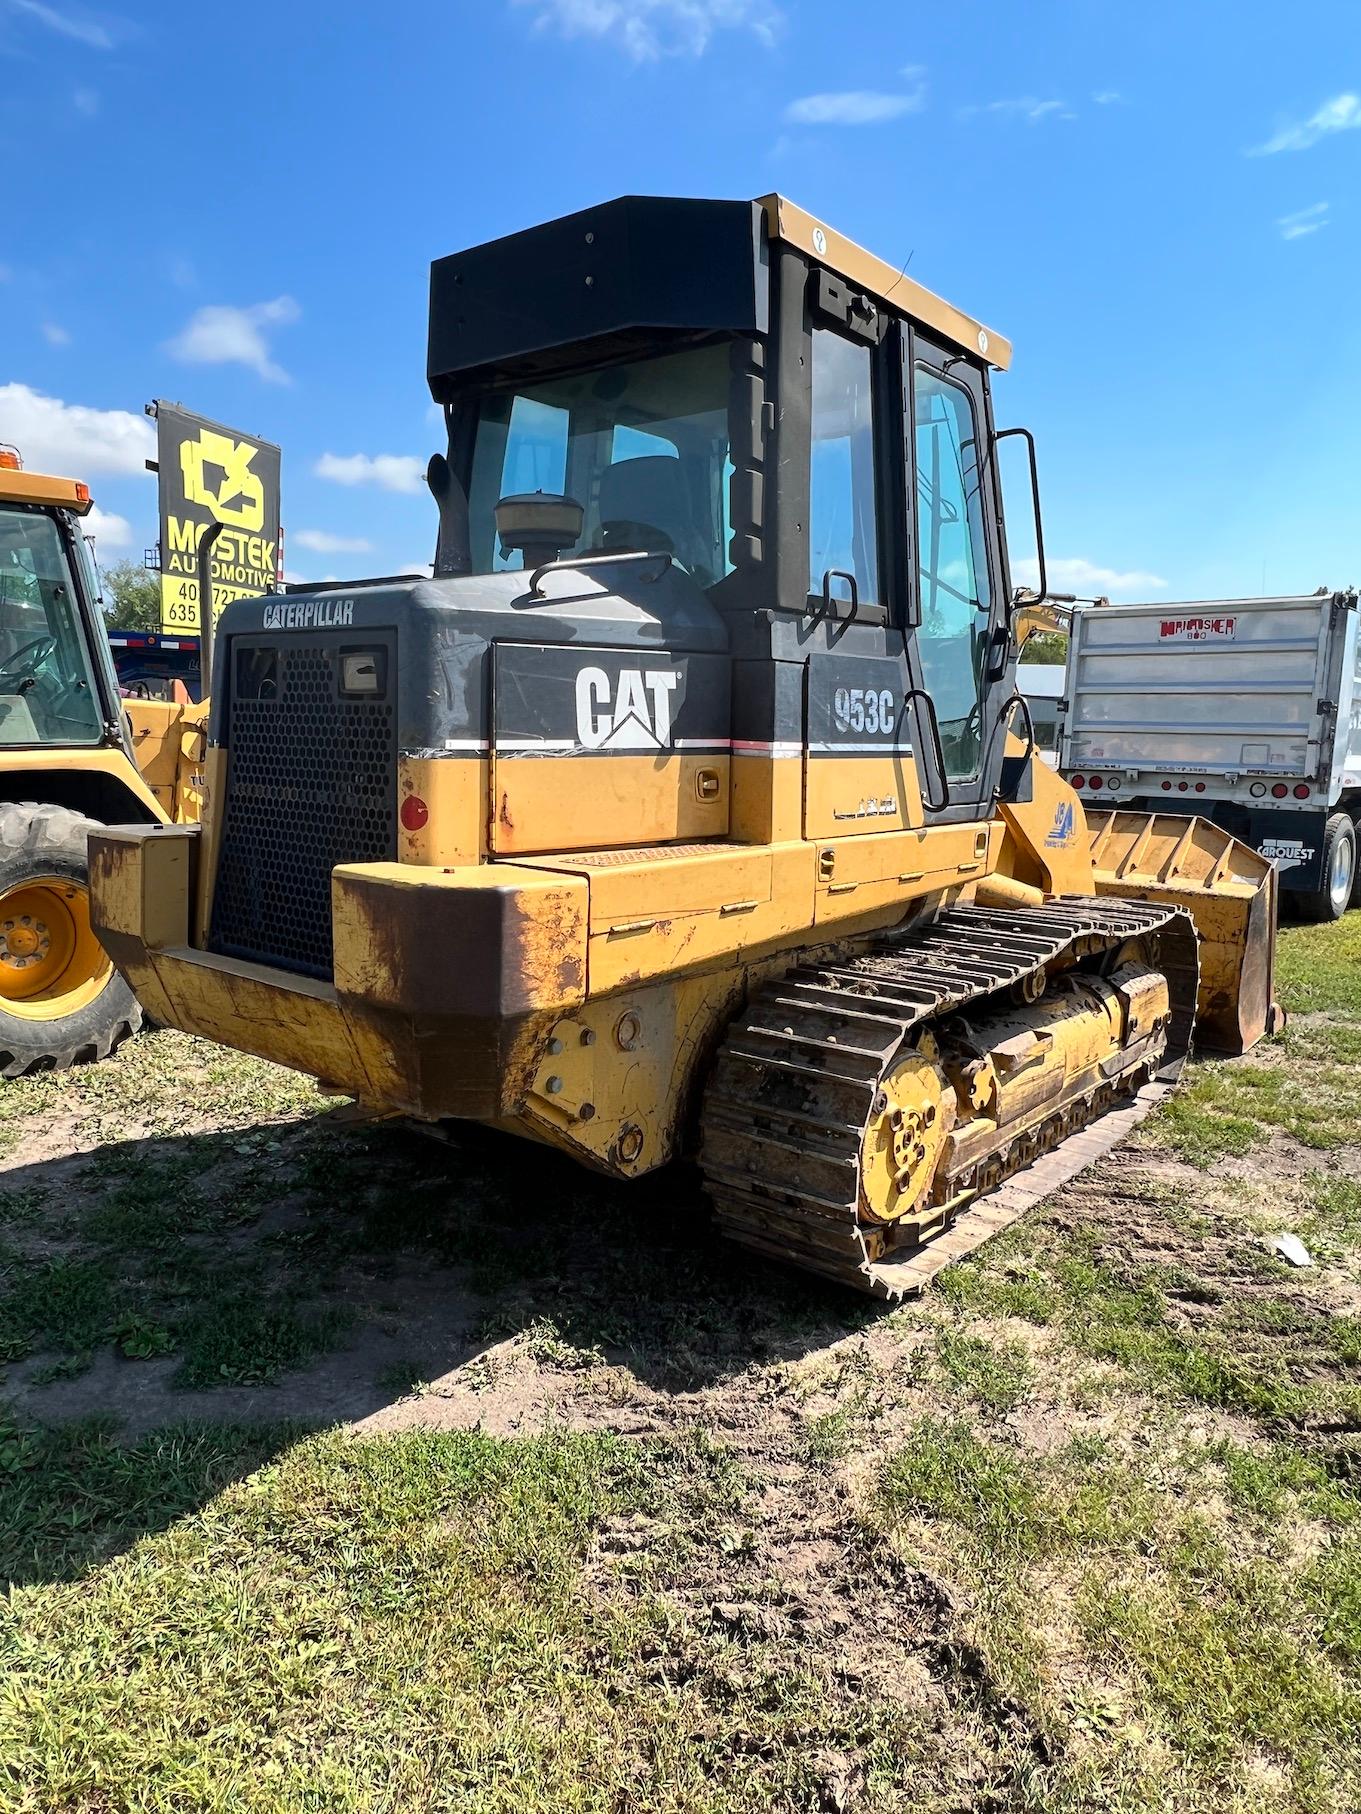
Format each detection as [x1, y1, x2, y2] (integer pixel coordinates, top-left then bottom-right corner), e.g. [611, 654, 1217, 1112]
[209, 638, 396, 978]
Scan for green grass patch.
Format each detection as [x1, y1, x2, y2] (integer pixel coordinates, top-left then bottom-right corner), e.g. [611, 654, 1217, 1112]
[931, 1229, 1360, 1432]
[0, 1424, 925, 1812]
[174, 1289, 355, 1388]
[934, 1329, 1036, 1414]
[0, 1253, 119, 1362]
[876, 1417, 1361, 1808]
[1276, 917, 1361, 1017]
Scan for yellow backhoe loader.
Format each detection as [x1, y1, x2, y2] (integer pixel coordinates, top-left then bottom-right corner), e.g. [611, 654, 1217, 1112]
[0, 448, 202, 1074]
[89, 197, 1280, 1293]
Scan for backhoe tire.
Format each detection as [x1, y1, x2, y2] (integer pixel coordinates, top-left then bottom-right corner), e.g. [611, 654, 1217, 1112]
[0, 803, 142, 1078]
[1298, 812, 1357, 924]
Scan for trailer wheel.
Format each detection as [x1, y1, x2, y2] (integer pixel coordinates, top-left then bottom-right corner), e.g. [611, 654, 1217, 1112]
[1300, 812, 1357, 923]
[0, 803, 142, 1077]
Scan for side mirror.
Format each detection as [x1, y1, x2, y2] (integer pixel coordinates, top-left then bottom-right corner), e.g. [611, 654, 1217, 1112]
[494, 493, 584, 567]
[994, 426, 1046, 609]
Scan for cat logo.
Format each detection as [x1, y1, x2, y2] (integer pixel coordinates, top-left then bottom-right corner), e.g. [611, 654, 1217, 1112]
[575, 666, 680, 750]
[180, 428, 265, 532]
[1045, 799, 1076, 847]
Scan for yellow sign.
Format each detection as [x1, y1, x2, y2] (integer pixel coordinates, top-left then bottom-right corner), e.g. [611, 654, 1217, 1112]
[155, 404, 280, 633]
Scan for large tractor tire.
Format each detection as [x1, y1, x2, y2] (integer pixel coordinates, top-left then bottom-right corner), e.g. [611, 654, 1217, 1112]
[1297, 812, 1357, 924]
[0, 803, 142, 1077]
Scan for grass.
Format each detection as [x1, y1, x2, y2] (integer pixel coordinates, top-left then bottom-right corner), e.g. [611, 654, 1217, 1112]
[0, 1425, 930, 1812]
[0, 922, 1357, 1809]
[875, 1417, 1361, 1810]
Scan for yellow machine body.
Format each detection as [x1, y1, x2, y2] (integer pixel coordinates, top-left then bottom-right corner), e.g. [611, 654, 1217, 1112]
[88, 195, 1280, 1289]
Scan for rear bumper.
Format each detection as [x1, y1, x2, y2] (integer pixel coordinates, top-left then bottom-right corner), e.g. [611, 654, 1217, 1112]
[88, 823, 588, 1118]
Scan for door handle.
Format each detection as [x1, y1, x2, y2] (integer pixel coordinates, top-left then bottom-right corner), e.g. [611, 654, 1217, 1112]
[984, 622, 1010, 684]
[904, 687, 950, 813]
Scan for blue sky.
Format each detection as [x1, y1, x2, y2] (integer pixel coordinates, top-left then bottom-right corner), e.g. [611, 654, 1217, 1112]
[2, 0, 1358, 600]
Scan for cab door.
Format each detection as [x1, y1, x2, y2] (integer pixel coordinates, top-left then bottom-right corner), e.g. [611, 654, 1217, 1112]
[801, 322, 922, 840]
[907, 334, 1009, 821]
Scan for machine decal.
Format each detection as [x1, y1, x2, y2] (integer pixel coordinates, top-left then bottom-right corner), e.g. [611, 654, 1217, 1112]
[492, 643, 730, 757]
[1159, 614, 1238, 642]
[808, 655, 912, 758]
[575, 666, 680, 750]
[262, 599, 356, 631]
[1046, 799, 1076, 847]
[833, 797, 899, 821]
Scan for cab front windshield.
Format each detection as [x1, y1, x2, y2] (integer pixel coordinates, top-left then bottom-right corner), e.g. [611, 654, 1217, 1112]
[467, 341, 735, 588]
[0, 507, 103, 745]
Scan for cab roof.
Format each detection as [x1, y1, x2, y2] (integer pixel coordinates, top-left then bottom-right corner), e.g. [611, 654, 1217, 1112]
[759, 194, 1011, 371]
[427, 193, 1011, 398]
[0, 469, 93, 516]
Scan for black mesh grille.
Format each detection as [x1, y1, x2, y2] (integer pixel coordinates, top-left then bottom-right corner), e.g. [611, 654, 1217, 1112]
[209, 637, 396, 979]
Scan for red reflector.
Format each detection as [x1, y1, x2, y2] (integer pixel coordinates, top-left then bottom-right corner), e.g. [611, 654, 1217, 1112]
[1194, 782, 1206, 793]
[400, 795, 429, 831]
[1177, 781, 1189, 792]
[1072, 774, 1085, 789]
[1161, 780, 1172, 791]
[74, 482, 90, 503]
[1271, 783, 1288, 799]
[1293, 784, 1311, 799]
[1087, 775, 1103, 790]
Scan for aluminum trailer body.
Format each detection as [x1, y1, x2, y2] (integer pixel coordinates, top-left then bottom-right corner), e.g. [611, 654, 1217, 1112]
[1058, 591, 1361, 917]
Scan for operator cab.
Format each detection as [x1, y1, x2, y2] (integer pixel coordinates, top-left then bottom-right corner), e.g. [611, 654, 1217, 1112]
[425, 194, 1024, 848]
[0, 502, 108, 748]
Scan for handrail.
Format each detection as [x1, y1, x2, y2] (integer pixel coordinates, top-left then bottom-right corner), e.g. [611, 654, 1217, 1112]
[525, 549, 672, 600]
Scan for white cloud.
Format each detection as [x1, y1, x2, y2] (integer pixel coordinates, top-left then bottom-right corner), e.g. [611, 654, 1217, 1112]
[0, 383, 153, 475]
[40, 321, 71, 347]
[786, 70, 925, 126]
[293, 528, 375, 555]
[7, 0, 115, 48]
[1093, 89, 1121, 105]
[72, 85, 98, 116]
[164, 296, 300, 384]
[1278, 201, 1329, 240]
[1013, 556, 1168, 599]
[511, 0, 780, 60]
[400, 560, 434, 575]
[1251, 92, 1361, 155]
[976, 95, 1073, 124]
[314, 451, 425, 495]
[83, 504, 132, 549]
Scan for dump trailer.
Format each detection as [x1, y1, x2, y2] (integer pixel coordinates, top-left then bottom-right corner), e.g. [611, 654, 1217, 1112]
[1057, 591, 1361, 922]
[90, 197, 1280, 1295]
[0, 448, 203, 1073]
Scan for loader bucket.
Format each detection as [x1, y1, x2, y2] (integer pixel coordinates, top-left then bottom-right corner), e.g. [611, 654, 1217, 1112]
[1086, 811, 1283, 1055]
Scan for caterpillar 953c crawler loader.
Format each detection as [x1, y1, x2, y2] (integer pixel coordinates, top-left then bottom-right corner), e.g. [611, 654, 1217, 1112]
[89, 197, 1281, 1296]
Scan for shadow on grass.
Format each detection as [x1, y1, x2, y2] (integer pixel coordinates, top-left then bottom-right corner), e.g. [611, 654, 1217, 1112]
[0, 1112, 873, 1586]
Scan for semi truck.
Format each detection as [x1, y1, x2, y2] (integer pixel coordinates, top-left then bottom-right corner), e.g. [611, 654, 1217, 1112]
[1056, 591, 1360, 921]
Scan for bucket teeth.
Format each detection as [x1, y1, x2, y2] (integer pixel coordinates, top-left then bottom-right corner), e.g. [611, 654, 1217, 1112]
[699, 898, 1200, 1298]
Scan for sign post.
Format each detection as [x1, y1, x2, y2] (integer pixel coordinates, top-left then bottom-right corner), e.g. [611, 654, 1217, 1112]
[152, 404, 281, 677]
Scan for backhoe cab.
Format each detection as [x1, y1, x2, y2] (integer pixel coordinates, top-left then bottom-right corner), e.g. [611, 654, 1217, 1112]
[0, 450, 203, 1074]
[90, 197, 1279, 1294]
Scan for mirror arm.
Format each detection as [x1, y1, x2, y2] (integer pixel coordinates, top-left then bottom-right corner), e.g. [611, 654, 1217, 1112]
[994, 426, 1046, 611]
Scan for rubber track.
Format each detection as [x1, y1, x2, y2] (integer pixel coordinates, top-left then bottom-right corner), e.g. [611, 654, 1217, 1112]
[699, 898, 1199, 1299]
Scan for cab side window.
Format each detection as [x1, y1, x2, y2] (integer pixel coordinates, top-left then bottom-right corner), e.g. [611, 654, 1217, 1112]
[913, 366, 993, 780]
[809, 328, 880, 604]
